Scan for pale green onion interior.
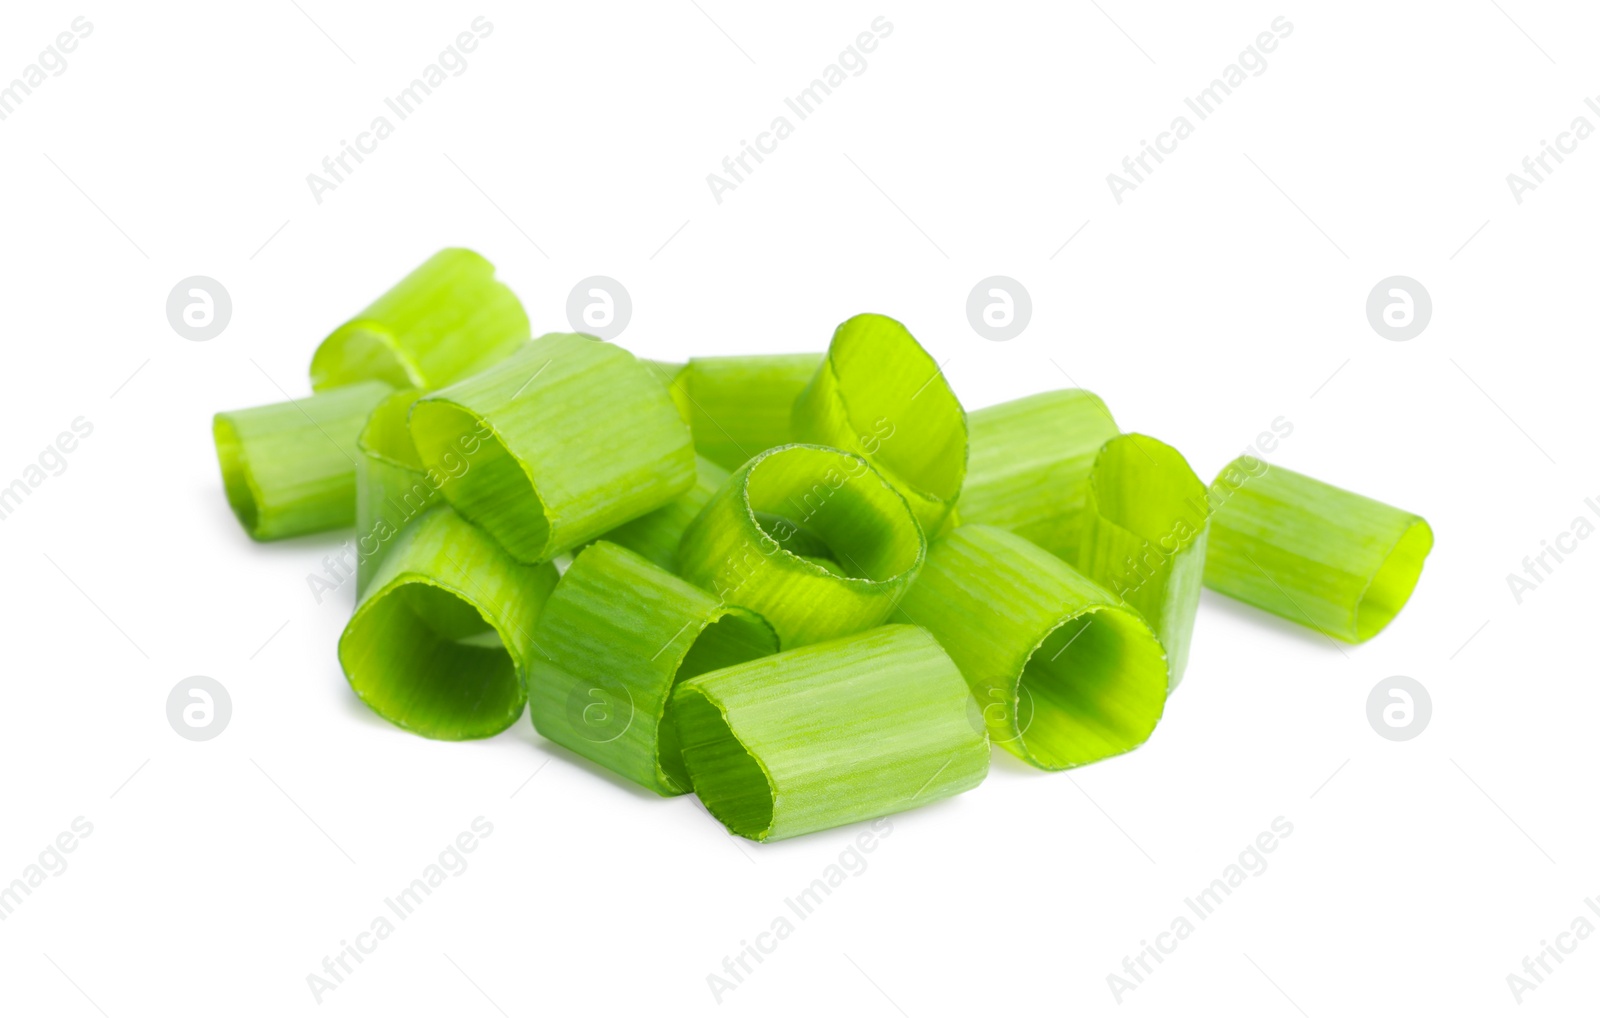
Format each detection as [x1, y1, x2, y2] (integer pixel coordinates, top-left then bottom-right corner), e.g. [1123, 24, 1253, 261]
[657, 610, 777, 790]
[1015, 607, 1167, 769]
[408, 400, 551, 561]
[1355, 518, 1434, 642]
[342, 578, 520, 738]
[671, 687, 774, 839]
[743, 446, 921, 582]
[1090, 435, 1205, 542]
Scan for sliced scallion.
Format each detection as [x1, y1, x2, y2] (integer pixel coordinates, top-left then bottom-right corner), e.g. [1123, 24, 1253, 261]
[310, 248, 529, 391]
[354, 388, 441, 593]
[1076, 434, 1208, 688]
[213, 380, 393, 541]
[1203, 458, 1433, 643]
[676, 444, 925, 647]
[529, 541, 778, 794]
[596, 455, 729, 572]
[338, 506, 558, 739]
[897, 524, 1168, 770]
[670, 624, 988, 841]
[792, 314, 966, 534]
[670, 354, 823, 471]
[409, 333, 696, 564]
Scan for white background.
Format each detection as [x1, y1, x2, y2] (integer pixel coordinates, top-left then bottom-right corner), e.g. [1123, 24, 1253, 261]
[1, 2, 1595, 1014]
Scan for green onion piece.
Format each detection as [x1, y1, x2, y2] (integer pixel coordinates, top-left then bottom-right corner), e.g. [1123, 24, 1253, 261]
[955, 389, 1120, 562]
[409, 333, 695, 563]
[896, 524, 1167, 770]
[792, 314, 966, 534]
[677, 444, 925, 648]
[670, 624, 988, 841]
[671, 354, 823, 471]
[310, 248, 529, 392]
[596, 455, 729, 571]
[338, 506, 558, 739]
[1203, 458, 1433, 643]
[213, 380, 393, 541]
[529, 541, 778, 794]
[354, 388, 442, 593]
[1075, 434, 1208, 688]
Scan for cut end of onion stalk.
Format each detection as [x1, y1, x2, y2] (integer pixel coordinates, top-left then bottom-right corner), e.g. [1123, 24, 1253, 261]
[529, 541, 777, 795]
[1077, 433, 1209, 688]
[897, 524, 1167, 770]
[339, 506, 558, 739]
[310, 248, 529, 392]
[409, 333, 695, 564]
[792, 313, 967, 534]
[213, 379, 394, 541]
[1203, 457, 1433, 643]
[354, 388, 441, 593]
[670, 625, 989, 841]
[676, 443, 925, 647]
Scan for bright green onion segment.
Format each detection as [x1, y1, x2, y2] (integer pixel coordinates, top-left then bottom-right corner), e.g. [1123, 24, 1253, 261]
[409, 333, 695, 564]
[897, 524, 1167, 770]
[676, 444, 925, 648]
[213, 380, 393, 541]
[596, 455, 729, 572]
[792, 314, 966, 535]
[1203, 458, 1433, 643]
[1075, 434, 1208, 688]
[529, 541, 778, 795]
[664, 354, 823, 471]
[955, 389, 1120, 562]
[670, 625, 988, 841]
[310, 248, 529, 392]
[354, 388, 442, 593]
[339, 506, 558, 739]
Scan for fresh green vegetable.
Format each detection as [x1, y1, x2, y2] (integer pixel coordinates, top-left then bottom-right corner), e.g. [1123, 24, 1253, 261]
[676, 444, 925, 647]
[596, 455, 729, 572]
[670, 625, 988, 841]
[409, 333, 695, 564]
[338, 506, 558, 739]
[793, 313, 966, 535]
[666, 354, 823, 471]
[1203, 458, 1432, 643]
[955, 389, 1119, 562]
[897, 524, 1168, 770]
[214, 380, 394, 541]
[353, 388, 441, 592]
[529, 541, 778, 794]
[310, 248, 529, 391]
[1076, 434, 1208, 688]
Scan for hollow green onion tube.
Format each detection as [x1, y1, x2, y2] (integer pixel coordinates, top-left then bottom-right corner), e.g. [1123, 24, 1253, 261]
[897, 525, 1168, 770]
[409, 333, 696, 564]
[676, 444, 925, 648]
[668, 354, 823, 471]
[596, 455, 729, 572]
[955, 389, 1119, 562]
[792, 314, 966, 535]
[1203, 458, 1433, 643]
[354, 388, 442, 593]
[529, 541, 778, 795]
[1075, 434, 1208, 688]
[670, 625, 988, 841]
[338, 506, 559, 739]
[310, 248, 530, 391]
[213, 380, 393, 541]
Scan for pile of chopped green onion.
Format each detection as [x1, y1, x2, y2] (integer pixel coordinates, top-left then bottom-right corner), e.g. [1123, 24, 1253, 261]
[214, 248, 1434, 842]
